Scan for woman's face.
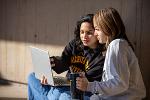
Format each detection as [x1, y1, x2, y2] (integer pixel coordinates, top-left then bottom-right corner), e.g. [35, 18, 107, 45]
[80, 22, 98, 48]
[94, 26, 107, 44]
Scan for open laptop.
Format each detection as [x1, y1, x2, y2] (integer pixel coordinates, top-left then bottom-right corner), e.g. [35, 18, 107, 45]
[30, 46, 70, 86]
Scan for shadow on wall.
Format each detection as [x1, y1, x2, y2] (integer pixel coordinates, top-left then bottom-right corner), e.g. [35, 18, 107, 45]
[0, 73, 11, 86]
[0, 73, 27, 86]
[0, 31, 70, 46]
[0, 0, 76, 46]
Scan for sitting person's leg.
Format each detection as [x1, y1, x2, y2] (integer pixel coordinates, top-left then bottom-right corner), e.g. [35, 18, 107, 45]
[47, 86, 70, 100]
[83, 92, 93, 100]
[59, 90, 91, 100]
[90, 94, 101, 100]
[59, 90, 71, 100]
[28, 72, 50, 100]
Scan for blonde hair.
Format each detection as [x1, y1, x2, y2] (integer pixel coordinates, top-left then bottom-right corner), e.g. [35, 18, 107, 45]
[93, 8, 129, 48]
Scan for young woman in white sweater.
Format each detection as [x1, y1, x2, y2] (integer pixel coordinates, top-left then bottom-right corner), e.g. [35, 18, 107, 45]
[76, 8, 146, 100]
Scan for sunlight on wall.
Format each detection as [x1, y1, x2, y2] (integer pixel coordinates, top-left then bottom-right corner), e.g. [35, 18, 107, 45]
[0, 40, 65, 83]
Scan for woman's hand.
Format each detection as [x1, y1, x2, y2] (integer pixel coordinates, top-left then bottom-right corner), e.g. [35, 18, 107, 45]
[40, 75, 48, 85]
[50, 57, 55, 67]
[76, 72, 89, 91]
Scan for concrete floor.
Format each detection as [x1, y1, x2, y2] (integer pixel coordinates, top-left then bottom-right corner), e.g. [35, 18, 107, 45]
[0, 98, 27, 100]
[0, 80, 27, 99]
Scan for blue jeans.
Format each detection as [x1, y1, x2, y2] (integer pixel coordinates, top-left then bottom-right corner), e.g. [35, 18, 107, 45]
[28, 73, 91, 100]
[28, 73, 71, 100]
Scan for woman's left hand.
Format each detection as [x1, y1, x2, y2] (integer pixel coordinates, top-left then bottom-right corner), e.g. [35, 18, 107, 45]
[76, 72, 89, 91]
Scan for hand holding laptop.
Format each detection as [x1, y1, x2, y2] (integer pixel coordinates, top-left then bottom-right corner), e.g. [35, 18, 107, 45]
[49, 57, 55, 67]
[40, 75, 48, 85]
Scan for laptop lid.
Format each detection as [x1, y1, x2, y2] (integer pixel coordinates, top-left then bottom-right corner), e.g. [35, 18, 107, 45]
[30, 46, 55, 86]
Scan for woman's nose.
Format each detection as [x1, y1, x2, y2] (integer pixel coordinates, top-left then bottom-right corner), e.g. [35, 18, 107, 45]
[83, 33, 88, 38]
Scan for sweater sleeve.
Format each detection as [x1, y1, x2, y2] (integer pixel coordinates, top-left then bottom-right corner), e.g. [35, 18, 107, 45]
[52, 40, 74, 74]
[87, 39, 130, 96]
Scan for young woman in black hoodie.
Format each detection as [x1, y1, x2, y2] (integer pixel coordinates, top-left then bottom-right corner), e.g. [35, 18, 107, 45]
[28, 14, 105, 100]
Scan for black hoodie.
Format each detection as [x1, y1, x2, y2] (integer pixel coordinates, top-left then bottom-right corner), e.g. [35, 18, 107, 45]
[52, 39, 105, 82]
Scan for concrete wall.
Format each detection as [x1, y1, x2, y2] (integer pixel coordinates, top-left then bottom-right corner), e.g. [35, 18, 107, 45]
[0, 0, 150, 99]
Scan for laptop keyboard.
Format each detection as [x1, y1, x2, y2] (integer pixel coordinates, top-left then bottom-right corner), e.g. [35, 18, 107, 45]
[53, 76, 70, 86]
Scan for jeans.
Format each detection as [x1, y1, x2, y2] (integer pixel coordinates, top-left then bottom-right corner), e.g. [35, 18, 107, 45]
[28, 73, 70, 100]
[28, 73, 91, 100]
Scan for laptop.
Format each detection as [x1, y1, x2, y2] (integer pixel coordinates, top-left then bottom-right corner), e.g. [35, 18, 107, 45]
[30, 46, 70, 86]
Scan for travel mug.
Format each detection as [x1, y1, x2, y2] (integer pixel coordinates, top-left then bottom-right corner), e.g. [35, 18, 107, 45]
[69, 73, 83, 100]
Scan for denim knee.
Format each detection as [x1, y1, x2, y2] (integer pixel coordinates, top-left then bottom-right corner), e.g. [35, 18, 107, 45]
[28, 73, 35, 85]
[47, 87, 70, 100]
[90, 94, 101, 100]
[59, 91, 71, 100]
[28, 72, 50, 99]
